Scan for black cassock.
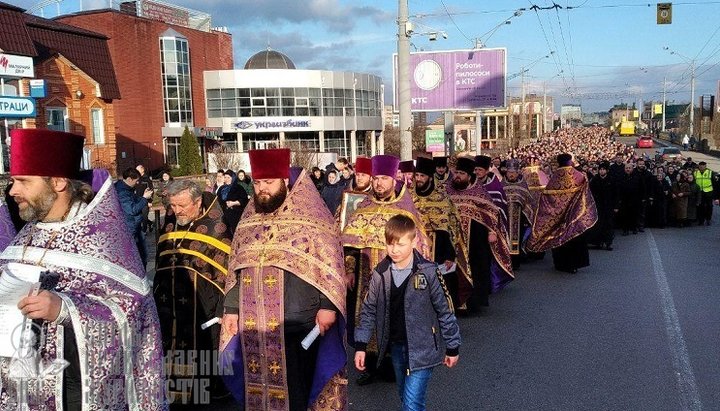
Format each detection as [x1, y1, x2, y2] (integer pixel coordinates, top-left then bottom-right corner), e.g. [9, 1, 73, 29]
[551, 233, 589, 273]
[588, 175, 618, 247]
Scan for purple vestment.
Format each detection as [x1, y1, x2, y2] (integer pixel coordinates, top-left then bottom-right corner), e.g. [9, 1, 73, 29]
[0, 177, 167, 410]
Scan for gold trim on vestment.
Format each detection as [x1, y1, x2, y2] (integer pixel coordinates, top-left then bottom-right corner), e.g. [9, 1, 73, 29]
[159, 249, 228, 275]
[158, 231, 231, 254]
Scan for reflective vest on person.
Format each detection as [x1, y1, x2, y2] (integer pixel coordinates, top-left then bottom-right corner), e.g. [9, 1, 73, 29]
[694, 169, 713, 192]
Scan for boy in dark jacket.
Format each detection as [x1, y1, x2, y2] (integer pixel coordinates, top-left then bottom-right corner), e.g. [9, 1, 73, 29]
[354, 214, 460, 411]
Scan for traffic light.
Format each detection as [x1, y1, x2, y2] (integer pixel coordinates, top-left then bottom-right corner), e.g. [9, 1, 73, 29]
[657, 3, 672, 24]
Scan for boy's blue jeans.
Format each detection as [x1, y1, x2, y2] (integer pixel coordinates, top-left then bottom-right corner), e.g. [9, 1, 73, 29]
[390, 343, 433, 411]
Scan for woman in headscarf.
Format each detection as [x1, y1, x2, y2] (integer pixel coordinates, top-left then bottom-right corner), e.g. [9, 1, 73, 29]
[218, 169, 248, 235]
[236, 169, 254, 199]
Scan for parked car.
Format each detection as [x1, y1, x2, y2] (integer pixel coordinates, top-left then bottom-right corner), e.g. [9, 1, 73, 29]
[636, 135, 654, 148]
[655, 147, 682, 162]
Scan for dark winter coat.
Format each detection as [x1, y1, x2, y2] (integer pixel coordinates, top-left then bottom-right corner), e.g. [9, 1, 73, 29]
[355, 251, 461, 372]
[115, 180, 147, 237]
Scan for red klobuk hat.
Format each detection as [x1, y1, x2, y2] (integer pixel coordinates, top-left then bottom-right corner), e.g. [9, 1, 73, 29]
[10, 129, 84, 178]
[249, 148, 291, 179]
[355, 156, 372, 175]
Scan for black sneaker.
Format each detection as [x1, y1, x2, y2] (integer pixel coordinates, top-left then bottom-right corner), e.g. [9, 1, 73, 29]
[356, 371, 375, 386]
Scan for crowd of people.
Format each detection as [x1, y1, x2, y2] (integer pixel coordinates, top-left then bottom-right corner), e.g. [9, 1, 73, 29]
[0, 126, 718, 411]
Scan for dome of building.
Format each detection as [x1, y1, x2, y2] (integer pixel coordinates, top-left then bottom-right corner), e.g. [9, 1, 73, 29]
[244, 48, 296, 70]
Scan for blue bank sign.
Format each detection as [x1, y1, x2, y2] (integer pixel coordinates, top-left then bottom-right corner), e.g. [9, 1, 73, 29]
[0, 96, 35, 118]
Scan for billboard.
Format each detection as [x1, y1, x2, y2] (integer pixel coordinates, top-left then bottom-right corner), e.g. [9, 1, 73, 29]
[425, 129, 444, 152]
[394, 48, 506, 112]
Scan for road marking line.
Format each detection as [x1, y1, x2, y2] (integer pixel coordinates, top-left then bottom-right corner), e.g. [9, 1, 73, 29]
[647, 230, 703, 410]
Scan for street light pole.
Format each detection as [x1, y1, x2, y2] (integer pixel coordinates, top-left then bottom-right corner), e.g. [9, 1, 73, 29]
[662, 76, 667, 132]
[397, 0, 412, 160]
[664, 47, 695, 137]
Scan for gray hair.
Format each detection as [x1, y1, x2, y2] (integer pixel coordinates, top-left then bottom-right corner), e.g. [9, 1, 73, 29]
[166, 180, 203, 201]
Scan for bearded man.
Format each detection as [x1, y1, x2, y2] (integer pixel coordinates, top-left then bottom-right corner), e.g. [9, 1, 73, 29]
[154, 180, 232, 404]
[433, 156, 452, 186]
[446, 157, 514, 313]
[337, 156, 373, 230]
[1, 129, 166, 410]
[411, 156, 468, 308]
[527, 154, 598, 274]
[501, 160, 535, 269]
[342, 154, 429, 385]
[220, 149, 347, 411]
[474, 155, 508, 223]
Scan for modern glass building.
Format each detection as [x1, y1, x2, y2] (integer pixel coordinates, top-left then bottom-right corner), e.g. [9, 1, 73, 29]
[204, 49, 385, 159]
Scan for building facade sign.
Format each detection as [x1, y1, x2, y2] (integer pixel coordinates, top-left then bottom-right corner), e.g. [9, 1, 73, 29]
[0, 53, 34, 78]
[0, 96, 35, 118]
[29, 79, 47, 98]
[232, 118, 312, 132]
[394, 48, 506, 112]
[140, 0, 189, 27]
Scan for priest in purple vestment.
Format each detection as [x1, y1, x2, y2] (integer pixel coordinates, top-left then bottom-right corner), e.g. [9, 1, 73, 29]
[474, 155, 509, 224]
[446, 157, 514, 313]
[0, 200, 17, 252]
[220, 148, 347, 411]
[527, 153, 598, 274]
[1, 129, 166, 410]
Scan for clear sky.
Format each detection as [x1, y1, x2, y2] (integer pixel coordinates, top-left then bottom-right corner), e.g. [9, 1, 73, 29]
[14, 0, 720, 112]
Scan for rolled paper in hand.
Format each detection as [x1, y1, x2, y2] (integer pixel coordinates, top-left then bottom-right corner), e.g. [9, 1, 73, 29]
[201, 317, 221, 330]
[301, 324, 321, 350]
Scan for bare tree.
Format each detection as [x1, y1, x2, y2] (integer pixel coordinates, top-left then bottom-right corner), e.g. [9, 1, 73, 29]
[211, 143, 239, 171]
[283, 141, 322, 170]
[382, 124, 427, 157]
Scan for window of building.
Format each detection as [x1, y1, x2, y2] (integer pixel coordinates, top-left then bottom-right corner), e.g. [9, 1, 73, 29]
[205, 83, 380, 119]
[90, 108, 105, 144]
[160, 35, 193, 126]
[46, 107, 67, 131]
[165, 137, 180, 166]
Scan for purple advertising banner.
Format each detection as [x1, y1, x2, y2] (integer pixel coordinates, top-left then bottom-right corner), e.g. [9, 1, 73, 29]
[394, 48, 506, 112]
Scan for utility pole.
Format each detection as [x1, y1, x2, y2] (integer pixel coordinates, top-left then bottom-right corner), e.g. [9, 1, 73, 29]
[397, 0, 412, 160]
[519, 69, 525, 148]
[662, 76, 667, 132]
[689, 61, 695, 137]
[543, 82, 547, 135]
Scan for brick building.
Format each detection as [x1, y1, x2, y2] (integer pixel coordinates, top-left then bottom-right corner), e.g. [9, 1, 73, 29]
[0, 1, 120, 172]
[58, 1, 233, 173]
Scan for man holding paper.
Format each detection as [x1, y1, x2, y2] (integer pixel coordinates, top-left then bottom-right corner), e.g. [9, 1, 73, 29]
[220, 148, 347, 411]
[0, 129, 167, 410]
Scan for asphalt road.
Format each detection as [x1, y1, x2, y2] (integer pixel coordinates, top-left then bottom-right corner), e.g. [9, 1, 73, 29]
[182, 212, 720, 411]
[618, 136, 720, 171]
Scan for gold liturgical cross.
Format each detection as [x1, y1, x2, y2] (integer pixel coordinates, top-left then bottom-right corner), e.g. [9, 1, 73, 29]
[267, 317, 279, 332]
[269, 361, 281, 376]
[264, 274, 277, 288]
[242, 275, 252, 286]
[248, 359, 260, 373]
[244, 317, 256, 330]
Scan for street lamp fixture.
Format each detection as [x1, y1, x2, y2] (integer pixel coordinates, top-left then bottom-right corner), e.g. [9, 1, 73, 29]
[663, 46, 695, 137]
